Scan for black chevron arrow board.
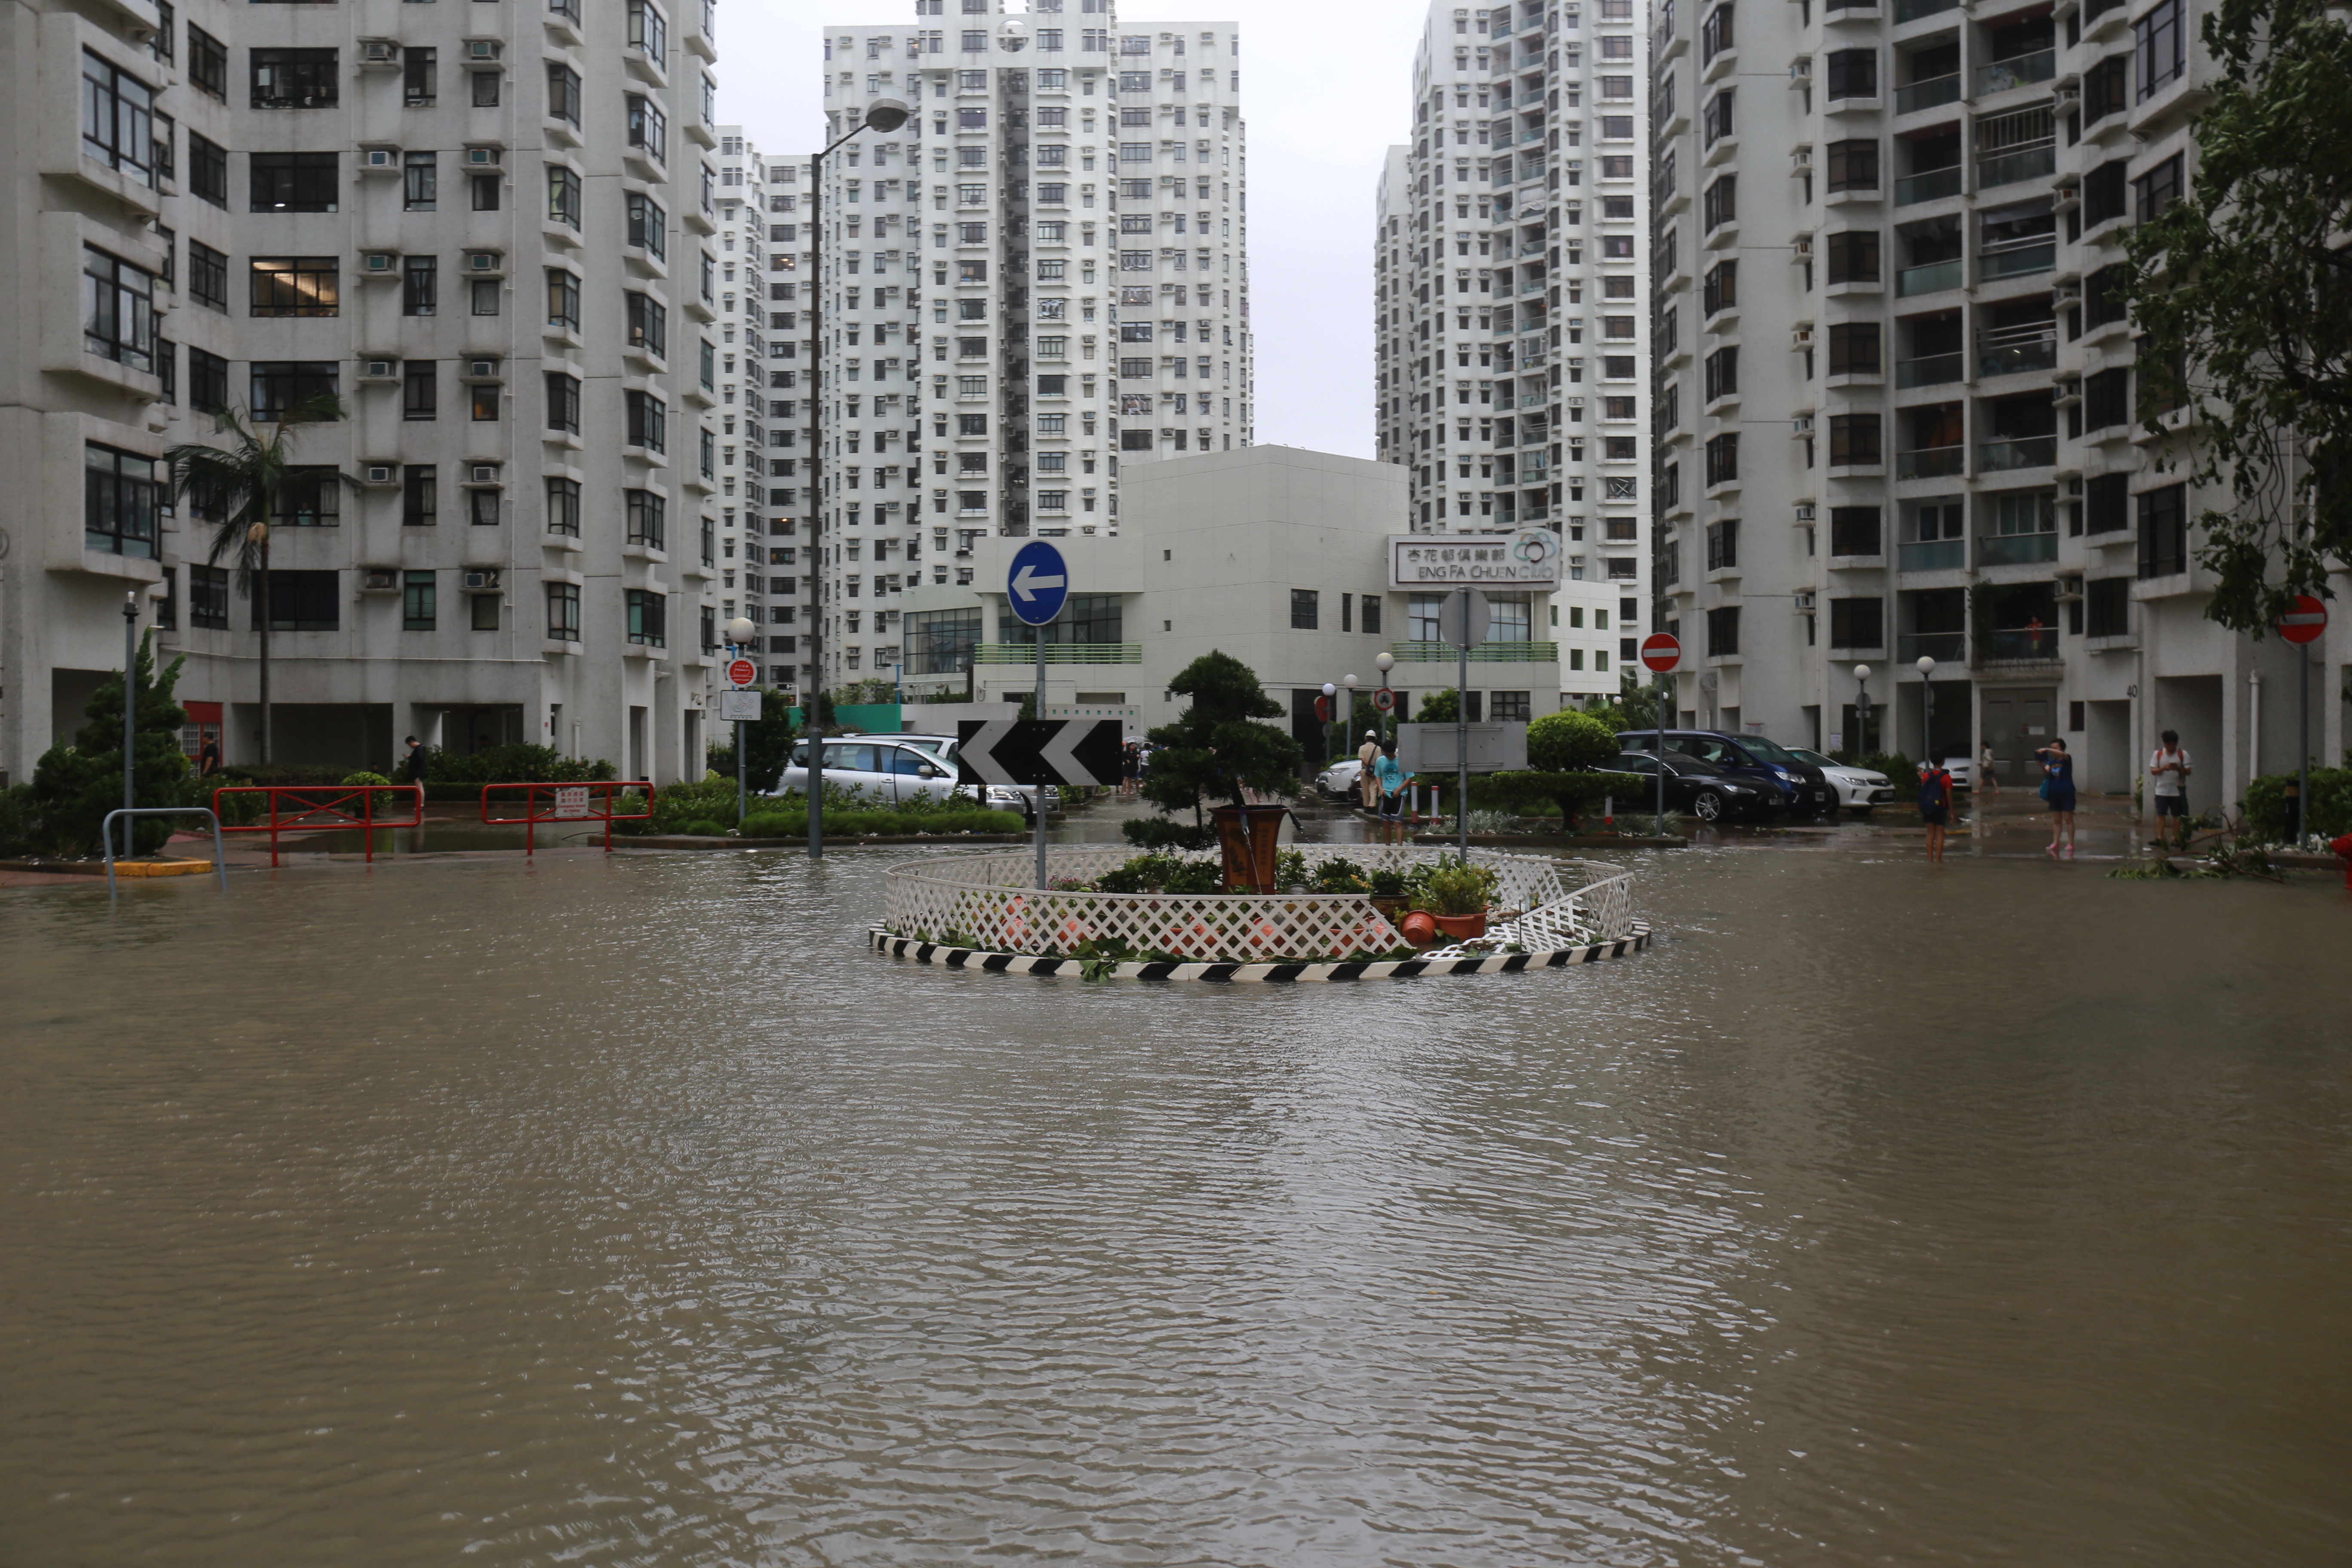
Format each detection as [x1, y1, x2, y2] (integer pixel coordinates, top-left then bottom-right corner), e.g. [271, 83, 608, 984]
[956, 719, 1123, 787]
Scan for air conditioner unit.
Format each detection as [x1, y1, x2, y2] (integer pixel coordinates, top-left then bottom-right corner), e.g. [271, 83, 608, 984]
[466, 39, 501, 59]
[362, 251, 397, 273]
[2052, 381, 2083, 408]
[1792, 413, 1816, 433]
[1788, 58, 1812, 80]
[361, 40, 398, 64]
[1792, 236, 1814, 257]
[1793, 591, 1816, 612]
[363, 568, 400, 591]
[1791, 146, 1813, 167]
[466, 358, 502, 378]
[1794, 502, 1817, 521]
[466, 251, 502, 272]
[470, 464, 503, 484]
[465, 146, 502, 166]
[1792, 326, 1815, 346]
[360, 358, 398, 380]
[363, 148, 398, 169]
[463, 569, 502, 591]
[364, 463, 397, 484]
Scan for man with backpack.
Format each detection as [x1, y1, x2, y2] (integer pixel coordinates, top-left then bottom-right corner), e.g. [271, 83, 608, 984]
[1917, 754, 1955, 863]
[2149, 729, 2193, 853]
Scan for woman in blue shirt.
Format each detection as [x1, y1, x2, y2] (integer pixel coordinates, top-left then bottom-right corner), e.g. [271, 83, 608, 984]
[1372, 743, 1410, 845]
[2034, 738, 2077, 859]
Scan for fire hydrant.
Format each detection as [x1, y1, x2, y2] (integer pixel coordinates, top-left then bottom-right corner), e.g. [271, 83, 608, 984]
[2333, 833, 2352, 891]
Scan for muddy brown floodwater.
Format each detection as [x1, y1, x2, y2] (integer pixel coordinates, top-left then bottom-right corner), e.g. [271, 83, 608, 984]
[2, 847, 2348, 1567]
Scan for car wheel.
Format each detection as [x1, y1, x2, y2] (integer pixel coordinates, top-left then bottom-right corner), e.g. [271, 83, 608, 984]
[1692, 788, 1725, 822]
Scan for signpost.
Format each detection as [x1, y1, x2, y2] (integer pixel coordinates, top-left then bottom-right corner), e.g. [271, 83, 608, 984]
[1640, 633, 1681, 833]
[956, 719, 1123, 789]
[1006, 540, 1072, 887]
[726, 657, 756, 688]
[2279, 594, 2329, 843]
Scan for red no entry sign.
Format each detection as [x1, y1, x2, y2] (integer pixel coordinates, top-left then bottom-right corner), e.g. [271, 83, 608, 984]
[1639, 632, 1681, 673]
[1372, 687, 1397, 712]
[2278, 595, 2328, 646]
[726, 658, 757, 687]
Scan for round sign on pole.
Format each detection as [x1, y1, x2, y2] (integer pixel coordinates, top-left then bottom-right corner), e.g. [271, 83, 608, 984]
[1313, 694, 1332, 722]
[726, 658, 756, 687]
[2278, 594, 2329, 645]
[1640, 632, 1682, 673]
[1436, 589, 1492, 649]
[1372, 687, 1396, 712]
[1006, 539, 1072, 627]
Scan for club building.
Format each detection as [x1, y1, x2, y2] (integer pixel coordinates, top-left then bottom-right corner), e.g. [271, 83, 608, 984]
[893, 444, 1571, 756]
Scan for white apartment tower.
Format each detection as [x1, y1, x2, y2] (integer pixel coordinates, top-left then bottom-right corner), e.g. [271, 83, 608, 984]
[1648, 0, 2346, 802]
[813, 4, 1253, 696]
[1, 0, 721, 782]
[1374, 0, 1652, 706]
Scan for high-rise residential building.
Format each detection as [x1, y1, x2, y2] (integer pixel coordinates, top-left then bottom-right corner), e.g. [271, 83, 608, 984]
[1648, 0, 2343, 804]
[812, 5, 1252, 697]
[0, 0, 720, 783]
[1373, 0, 1651, 707]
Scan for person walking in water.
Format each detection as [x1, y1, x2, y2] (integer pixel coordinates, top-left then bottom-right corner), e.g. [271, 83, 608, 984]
[1917, 753, 1955, 863]
[2149, 729, 2193, 852]
[1357, 729, 1381, 814]
[2034, 737, 2077, 858]
[1979, 740, 2000, 795]
[1372, 741, 1412, 845]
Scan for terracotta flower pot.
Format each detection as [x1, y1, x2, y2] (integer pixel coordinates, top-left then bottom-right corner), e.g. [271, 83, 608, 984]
[1429, 910, 1488, 941]
[1399, 910, 1442, 947]
[1211, 803, 1292, 892]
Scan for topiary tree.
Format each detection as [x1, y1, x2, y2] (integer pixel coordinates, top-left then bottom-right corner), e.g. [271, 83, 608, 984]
[27, 631, 193, 856]
[1526, 707, 1621, 772]
[1470, 706, 1641, 833]
[1124, 650, 1305, 849]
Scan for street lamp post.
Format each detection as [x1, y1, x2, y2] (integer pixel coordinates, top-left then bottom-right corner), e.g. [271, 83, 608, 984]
[802, 96, 910, 861]
[1915, 654, 1937, 767]
[121, 590, 138, 860]
[727, 615, 755, 829]
[1853, 663, 1872, 757]
[1342, 672, 1359, 803]
[1374, 651, 1395, 749]
[1320, 680, 1337, 777]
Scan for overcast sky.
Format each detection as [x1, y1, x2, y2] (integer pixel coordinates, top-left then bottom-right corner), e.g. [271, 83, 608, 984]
[717, 0, 1437, 460]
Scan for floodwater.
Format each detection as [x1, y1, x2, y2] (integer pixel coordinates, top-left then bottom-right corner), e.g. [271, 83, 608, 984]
[3, 848, 2348, 1567]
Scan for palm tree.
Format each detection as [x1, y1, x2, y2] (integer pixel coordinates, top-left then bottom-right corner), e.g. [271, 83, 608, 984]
[165, 396, 350, 764]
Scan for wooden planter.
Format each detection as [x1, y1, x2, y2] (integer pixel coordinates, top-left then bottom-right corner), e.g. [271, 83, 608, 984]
[1211, 803, 1292, 892]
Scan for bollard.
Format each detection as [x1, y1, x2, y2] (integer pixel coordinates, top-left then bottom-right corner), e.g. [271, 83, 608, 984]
[2333, 832, 2352, 891]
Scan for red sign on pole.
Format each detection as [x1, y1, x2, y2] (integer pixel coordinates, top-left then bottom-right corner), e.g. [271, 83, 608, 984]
[1639, 632, 1682, 673]
[2278, 595, 2328, 645]
[726, 658, 757, 687]
[1313, 694, 1332, 722]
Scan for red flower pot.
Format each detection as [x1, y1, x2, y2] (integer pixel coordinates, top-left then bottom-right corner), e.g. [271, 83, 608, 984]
[1429, 910, 1488, 942]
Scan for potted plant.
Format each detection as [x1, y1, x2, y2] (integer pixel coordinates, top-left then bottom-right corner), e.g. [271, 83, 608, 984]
[1122, 651, 1305, 892]
[1418, 854, 1499, 941]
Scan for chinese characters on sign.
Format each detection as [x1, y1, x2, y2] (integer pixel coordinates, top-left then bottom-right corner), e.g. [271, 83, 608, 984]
[1386, 529, 1563, 589]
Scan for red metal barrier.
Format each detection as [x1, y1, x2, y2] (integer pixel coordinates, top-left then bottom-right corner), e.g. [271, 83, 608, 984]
[2332, 832, 2352, 891]
[480, 781, 655, 855]
[210, 784, 425, 867]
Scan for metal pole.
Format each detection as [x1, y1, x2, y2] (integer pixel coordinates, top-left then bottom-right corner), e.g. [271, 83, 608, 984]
[736, 714, 747, 830]
[2300, 646, 2311, 845]
[1457, 585, 1470, 856]
[1034, 620, 1047, 888]
[1656, 670, 1668, 829]
[1922, 674, 1933, 766]
[806, 130, 859, 862]
[122, 592, 137, 861]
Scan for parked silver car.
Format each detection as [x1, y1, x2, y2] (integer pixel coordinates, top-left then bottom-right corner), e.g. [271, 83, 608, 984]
[822, 732, 1050, 818]
[778, 738, 961, 803]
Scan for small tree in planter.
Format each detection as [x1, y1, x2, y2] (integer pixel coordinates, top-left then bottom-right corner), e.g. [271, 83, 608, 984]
[1469, 709, 1640, 833]
[1126, 651, 1304, 888]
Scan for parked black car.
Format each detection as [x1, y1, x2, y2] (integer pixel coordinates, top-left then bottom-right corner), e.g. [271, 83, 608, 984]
[1614, 729, 1843, 817]
[1608, 751, 1785, 823]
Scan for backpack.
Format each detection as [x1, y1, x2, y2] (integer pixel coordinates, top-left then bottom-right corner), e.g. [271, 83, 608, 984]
[1917, 769, 1949, 811]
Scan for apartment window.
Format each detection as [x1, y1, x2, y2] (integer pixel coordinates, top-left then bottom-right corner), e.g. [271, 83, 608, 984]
[81, 51, 156, 184]
[250, 361, 337, 420]
[1702, 175, 1736, 231]
[471, 172, 500, 212]
[404, 361, 438, 420]
[84, 444, 160, 558]
[626, 489, 667, 547]
[1828, 597, 1884, 649]
[627, 390, 668, 453]
[276, 468, 340, 528]
[548, 166, 583, 229]
[547, 373, 582, 434]
[627, 94, 668, 164]
[401, 254, 437, 315]
[1705, 432, 1740, 484]
[628, 0, 669, 68]
[1829, 505, 1882, 556]
[251, 47, 336, 109]
[82, 249, 156, 371]
[471, 383, 500, 422]
[403, 571, 438, 630]
[2084, 366, 2130, 431]
[626, 588, 668, 646]
[189, 133, 227, 206]
[1829, 413, 1882, 465]
[471, 593, 500, 632]
[1824, 138, 1879, 192]
[626, 292, 668, 357]
[252, 151, 339, 211]
[1705, 606, 1741, 657]
[472, 278, 500, 316]
[2137, 484, 2188, 577]
[1700, 3, 1733, 60]
[2085, 472, 2129, 534]
[1703, 89, 1734, 147]
[1703, 346, 1738, 401]
[1825, 47, 1877, 101]
[190, 346, 229, 412]
[548, 63, 583, 126]
[1827, 322, 1880, 376]
[1702, 259, 1736, 315]
[473, 69, 502, 108]
[403, 46, 436, 106]
[546, 269, 582, 332]
[546, 581, 582, 641]
[402, 150, 438, 210]
[188, 26, 227, 98]
[191, 565, 231, 630]
[2134, 154, 2183, 224]
[1705, 519, 1740, 570]
[257, 571, 339, 632]
[2085, 576, 2131, 637]
[403, 465, 437, 525]
[2136, 0, 2184, 99]
[2082, 53, 2128, 124]
[546, 476, 582, 536]
[1825, 229, 1879, 284]
[626, 193, 665, 257]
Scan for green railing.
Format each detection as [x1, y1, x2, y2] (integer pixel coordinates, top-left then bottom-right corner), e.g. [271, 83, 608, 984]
[1387, 640, 1560, 663]
[1895, 74, 1961, 113]
[1897, 352, 1965, 388]
[1895, 168, 1963, 206]
[1975, 49, 2055, 94]
[1899, 537, 1968, 572]
[1893, 0, 1958, 19]
[1896, 258, 1965, 296]
[1978, 530, 2059, 566]
[1897, 445, 1966, 479]
[971, 642, 1143, 664]
[1978, 436, 2057, 472]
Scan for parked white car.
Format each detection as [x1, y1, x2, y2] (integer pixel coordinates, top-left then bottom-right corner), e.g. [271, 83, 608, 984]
[825, 732, 1051, 818]
[1313, 759, 1367, 801]
[778, 738, 962, 804]
[1787, 748, 1899, 812]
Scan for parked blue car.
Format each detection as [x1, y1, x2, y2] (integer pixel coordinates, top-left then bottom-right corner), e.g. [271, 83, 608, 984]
[1614, 729, 1844, 817]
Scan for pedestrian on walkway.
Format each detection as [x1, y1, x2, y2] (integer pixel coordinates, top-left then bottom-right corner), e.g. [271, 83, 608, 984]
[196, 734, 220, 778]
[2034, 738, 2077, 858]
[2149, 729, 2193, 852]
[1918, 754, 1955, 862]
[1979, 740, 2000, 795]
[401, 735, 429, 786]
[1357, 730, 1381, 813]
[1119, 740, 1140, 798]
[1372, 742, 1411, 845]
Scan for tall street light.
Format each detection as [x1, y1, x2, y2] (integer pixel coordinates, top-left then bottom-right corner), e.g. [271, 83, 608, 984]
[1852, 662, 1872, 757]
[727, 615, 755, 829]
[1915, 654, 1937, 767]
[802, 95, 911, 861]
[1374, 651, 1395, 748]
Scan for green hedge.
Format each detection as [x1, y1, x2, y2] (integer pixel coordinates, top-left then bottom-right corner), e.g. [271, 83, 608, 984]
[2243, 767, 2352, 843]
[423, 744, 615, 785]
[736, 806, 1023, 839]
[1466, 769, 1648, 831]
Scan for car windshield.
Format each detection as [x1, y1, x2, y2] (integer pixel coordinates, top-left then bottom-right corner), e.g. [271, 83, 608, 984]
[1736, 735, 1804, 765]
[1665, 753, 1729, 777]
[1611, 753, 1659, 773]
[1787, 748, 1839, 768]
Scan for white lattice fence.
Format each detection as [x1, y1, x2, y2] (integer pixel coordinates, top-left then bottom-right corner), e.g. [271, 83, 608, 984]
[881, 847, 1639, 962]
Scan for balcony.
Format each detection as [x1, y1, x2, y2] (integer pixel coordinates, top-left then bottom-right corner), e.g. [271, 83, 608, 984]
[1900, 631, 1966, 662]
[1895, 74, 1962, 113]
[1976, 145, 2057, 189]
[1896, 351, 1965, 388]
[1896, 258, 1966, 296]
[1899, 537, 1967, 571]
[1897, 444, 1965, 479]
[1977, 323, 2057, 375]
[1979, 241, 2056, 282]
[1893, 0, 1959, 18]
[1387, 640, 1560, 663]
[1975, 50, 2055, 95]
[972, 642, 1142, 664]
[1978, 435, 2056, 471]
[1895, 167, 1963, 205]
[1978, 529, 2058, 565]
[1978, 626, 2059, 662]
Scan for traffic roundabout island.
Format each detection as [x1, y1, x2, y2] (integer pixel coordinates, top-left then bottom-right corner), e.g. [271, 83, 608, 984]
[868, 845, 1651, 983]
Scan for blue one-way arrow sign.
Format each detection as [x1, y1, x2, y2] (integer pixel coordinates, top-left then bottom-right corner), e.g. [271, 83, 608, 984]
[1007, 539, 1070, 627]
